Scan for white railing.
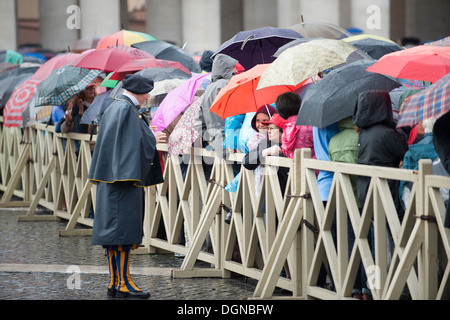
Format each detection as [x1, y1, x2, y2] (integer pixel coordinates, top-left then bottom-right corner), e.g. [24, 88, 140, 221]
[1, 118, 448, 299]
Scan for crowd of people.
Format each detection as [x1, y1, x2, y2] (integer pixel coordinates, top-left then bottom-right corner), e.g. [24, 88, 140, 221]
[4, 32, 449, 300]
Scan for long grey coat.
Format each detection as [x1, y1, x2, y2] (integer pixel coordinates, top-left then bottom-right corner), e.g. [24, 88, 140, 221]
[89, 94, 163, 246]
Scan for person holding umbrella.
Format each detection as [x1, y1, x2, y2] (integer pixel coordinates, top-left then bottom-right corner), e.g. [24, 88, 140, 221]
[88, 74, 166, 299]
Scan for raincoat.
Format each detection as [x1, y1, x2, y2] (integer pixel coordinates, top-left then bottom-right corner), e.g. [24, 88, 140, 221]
[432, 111, 450, 228]
[194, 53, 238, 158]
[353, 90, 408, 218]
[281, 115, 316, 160]
[328, 117, 360, 207]
[89, 94, 164, 246]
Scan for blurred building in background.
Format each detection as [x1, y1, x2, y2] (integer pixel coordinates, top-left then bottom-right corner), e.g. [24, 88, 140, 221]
[1, 0, 449, 54]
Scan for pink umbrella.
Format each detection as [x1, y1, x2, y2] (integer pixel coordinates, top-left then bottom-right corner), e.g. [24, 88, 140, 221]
[151, 73, 210, 131]
[3, 53, 81, 127]
[70, 45, 153, 73]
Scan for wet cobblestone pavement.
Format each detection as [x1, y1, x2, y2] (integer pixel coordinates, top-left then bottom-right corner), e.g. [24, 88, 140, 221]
[0, 209, 258, 301]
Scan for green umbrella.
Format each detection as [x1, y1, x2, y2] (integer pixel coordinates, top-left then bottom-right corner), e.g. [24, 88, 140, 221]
[100, 72, 119, 88]
[34, 65, 101, 107]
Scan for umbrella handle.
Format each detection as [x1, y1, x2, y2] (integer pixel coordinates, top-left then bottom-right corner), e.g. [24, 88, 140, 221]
[240, 35, 255, 51]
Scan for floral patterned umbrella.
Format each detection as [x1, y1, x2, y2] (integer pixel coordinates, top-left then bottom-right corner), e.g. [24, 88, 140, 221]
[167, 95, 204, 157]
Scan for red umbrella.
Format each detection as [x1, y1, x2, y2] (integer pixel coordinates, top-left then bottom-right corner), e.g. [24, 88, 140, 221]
[2, 53, 81, 127]
[210, 64, 308, 119]
[70, 45, 153, 73]
[112, 58, 191, 79]
[366, 45, 450, 83]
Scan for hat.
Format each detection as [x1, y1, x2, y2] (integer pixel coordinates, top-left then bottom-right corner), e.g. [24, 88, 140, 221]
[261, 113, 288, 129]
[122, 74, 154, 94]
[251, 105, 277, 131]
[199, 50, 214, 72]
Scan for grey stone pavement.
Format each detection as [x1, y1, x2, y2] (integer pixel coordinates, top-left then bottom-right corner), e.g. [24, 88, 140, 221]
[0, 207, 259, 301]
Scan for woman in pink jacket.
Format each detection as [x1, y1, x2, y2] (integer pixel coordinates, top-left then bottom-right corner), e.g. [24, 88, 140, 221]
[275, 92, 316, 161]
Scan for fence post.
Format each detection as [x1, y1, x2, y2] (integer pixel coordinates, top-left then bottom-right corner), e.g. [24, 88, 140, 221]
[417, 159, 437, 299]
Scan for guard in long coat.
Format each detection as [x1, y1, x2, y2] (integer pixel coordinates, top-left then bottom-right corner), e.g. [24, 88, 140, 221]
[88, 74, 164, 299]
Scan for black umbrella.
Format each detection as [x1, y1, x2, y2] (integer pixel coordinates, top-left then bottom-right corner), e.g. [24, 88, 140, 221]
[296, 59, 402, 128]
[347, 38, 403, 60]
[132, 40, 201, 73]
[136, 67, 191, 82]
[211, 26, 303, 70]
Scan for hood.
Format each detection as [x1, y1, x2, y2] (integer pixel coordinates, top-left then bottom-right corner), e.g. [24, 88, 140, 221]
[337, 117, 355, 131]
[353, 90, 396, 129]
[211, 53, 238, 82]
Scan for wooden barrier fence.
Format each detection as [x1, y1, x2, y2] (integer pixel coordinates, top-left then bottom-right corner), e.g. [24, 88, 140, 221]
[1, 117, 449, 300]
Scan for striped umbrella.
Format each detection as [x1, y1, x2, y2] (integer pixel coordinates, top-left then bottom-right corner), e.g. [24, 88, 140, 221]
[96, 30, 157, 49]
[34, 65, 101, 108]
[397, 73, 450, 127]
[2, 53, 81, 127]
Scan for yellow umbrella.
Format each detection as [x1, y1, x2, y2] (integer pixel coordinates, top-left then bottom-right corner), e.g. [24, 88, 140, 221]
[342, 34, 397, 44]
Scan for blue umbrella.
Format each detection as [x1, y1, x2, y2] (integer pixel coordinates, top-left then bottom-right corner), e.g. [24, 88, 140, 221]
[211, 26, 303, 70]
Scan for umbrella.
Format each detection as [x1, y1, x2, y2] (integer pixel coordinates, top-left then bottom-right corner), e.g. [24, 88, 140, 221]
[150, 78, 187, 97]
[343, 34, 397, 44]
[211, 26, 303, 70]
[80, 91, 114, 125]
[70, 45, 153, 73]
[210, 64, 309, 119]
[32, 53, 81, 81]
[101, 65, 192, 89]
[112, 57, 191, 77]
[366, 45, 450, 83]
[0, 62, 19, 75]
[133, 40, 201, 73]
[3, 79, 41, 127]
[424, 36, 450, 47]
[152, 73, 210, 131]
[289, 18, 352, 39]
[257, 39, 357, 90]
[296, 59, 402, 128]
[273, 37, 322, 57]
[397, 73, 450, 128]
[0, 73, 32, 106]
[96, 29, 157, 49]
[34, 65, 102, 108]
[168, 95, 204, 157]
[136, 67, 191, 82]
[346, 38, 404, 59]
[0, 65, 39, 82]
[2, 53, 81, 127]
[99, 72, 121, 88]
